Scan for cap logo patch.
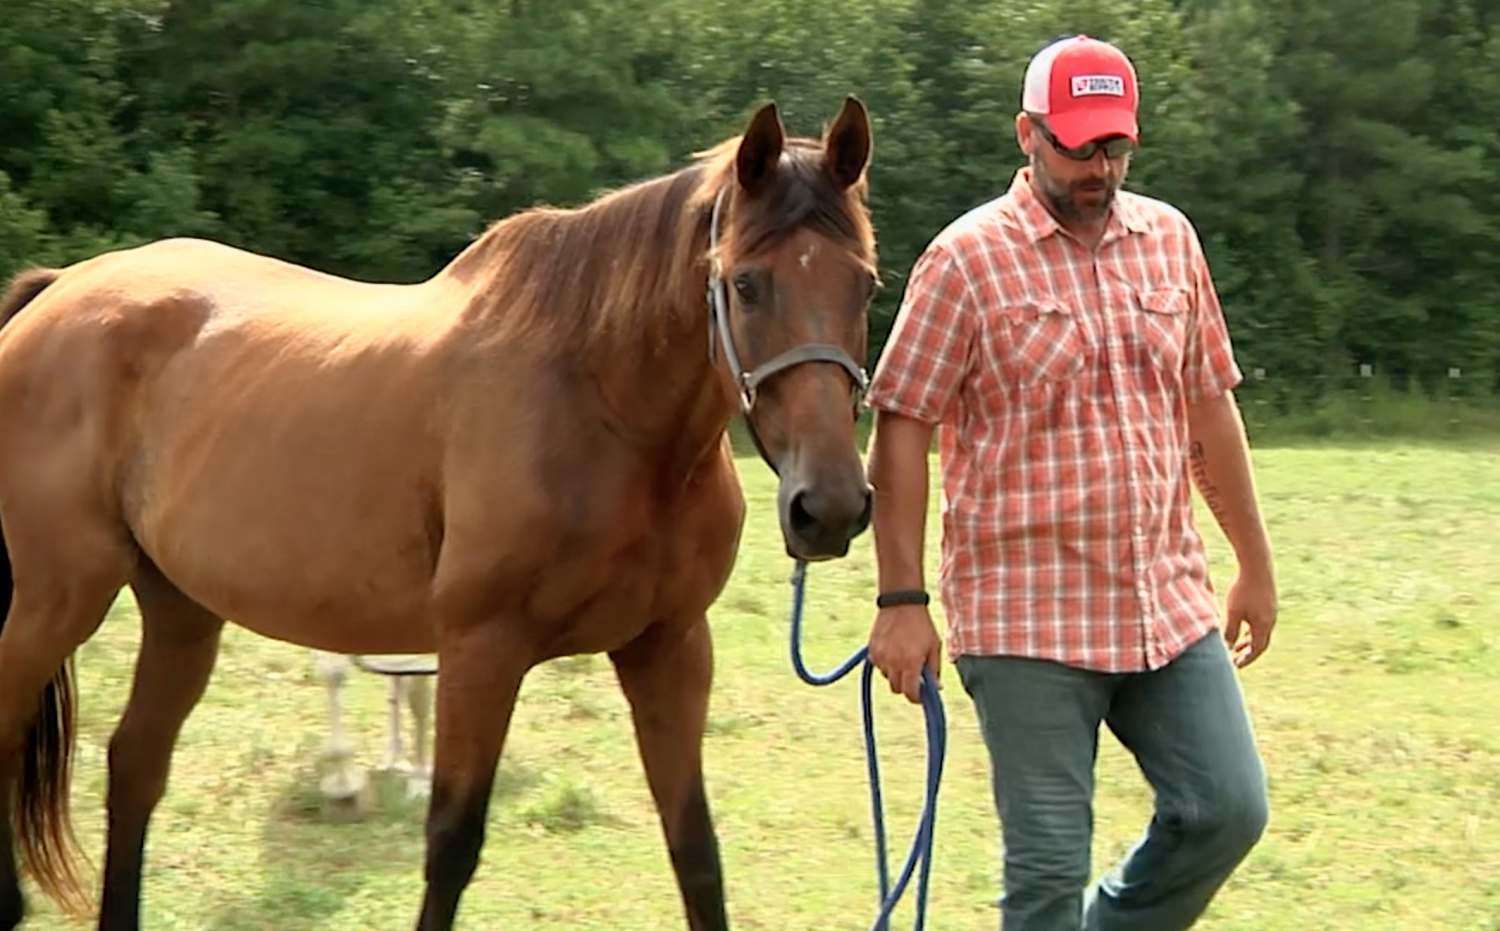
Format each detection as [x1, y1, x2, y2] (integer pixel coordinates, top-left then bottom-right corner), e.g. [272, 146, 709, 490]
[1070, 74, 1125, 97]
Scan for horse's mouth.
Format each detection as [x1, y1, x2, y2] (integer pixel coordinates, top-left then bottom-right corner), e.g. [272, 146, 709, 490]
[780, 480, 872, 561]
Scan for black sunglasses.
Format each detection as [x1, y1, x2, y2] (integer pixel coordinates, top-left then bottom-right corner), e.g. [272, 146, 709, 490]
[1031, 117, 1136, 161]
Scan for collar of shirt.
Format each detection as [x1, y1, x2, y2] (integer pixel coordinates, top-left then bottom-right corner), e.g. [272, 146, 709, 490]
[1001, 166, 1152, 246]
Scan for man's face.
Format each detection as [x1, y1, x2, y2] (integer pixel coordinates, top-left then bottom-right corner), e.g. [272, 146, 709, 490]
[1019, 113, 1134, 224]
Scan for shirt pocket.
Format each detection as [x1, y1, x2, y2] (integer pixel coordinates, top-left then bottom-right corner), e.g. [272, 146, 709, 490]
[986, 301, 1087, 390]
[1132, 287, 1190, 375]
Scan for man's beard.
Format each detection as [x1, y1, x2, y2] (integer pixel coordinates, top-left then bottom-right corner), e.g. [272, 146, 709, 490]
[1032, 152, 1124, 223]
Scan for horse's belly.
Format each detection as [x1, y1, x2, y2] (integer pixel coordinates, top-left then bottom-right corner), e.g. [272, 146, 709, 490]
[125, 356, 445, 654]
[132, 474, 440, 653]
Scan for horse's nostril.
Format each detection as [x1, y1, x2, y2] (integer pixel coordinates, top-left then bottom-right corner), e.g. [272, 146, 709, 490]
[788, 489, 820, 540]
[787, 485, 873, 541]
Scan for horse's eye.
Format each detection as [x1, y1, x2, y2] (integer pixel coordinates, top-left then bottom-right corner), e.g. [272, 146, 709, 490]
[732, 273, 758, 304]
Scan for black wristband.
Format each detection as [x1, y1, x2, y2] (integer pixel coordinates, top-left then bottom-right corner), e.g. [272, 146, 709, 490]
[876, 589, 930, 608]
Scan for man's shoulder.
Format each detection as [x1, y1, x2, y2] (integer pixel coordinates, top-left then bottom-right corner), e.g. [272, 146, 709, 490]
[1117, 188, 1201, 244]
[920, 195, 1031, 265]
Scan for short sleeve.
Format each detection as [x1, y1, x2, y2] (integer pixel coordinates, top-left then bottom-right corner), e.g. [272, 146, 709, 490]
[865, 243, 977, 424]
[1182, 235, 1243, 404]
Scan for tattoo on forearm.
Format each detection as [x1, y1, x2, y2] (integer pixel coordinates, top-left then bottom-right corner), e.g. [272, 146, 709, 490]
[1189, 440, 1231, 529]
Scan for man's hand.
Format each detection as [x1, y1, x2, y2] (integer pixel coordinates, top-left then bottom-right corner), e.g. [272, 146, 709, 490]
[868, 605, 943, 703]
[1223, 570, 1277, 668]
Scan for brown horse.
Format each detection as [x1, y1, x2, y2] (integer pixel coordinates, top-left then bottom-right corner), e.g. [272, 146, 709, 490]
[0, 97, 878, 930]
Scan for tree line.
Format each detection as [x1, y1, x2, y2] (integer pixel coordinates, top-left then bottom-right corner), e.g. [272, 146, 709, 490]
[3, 0, 1499, 406]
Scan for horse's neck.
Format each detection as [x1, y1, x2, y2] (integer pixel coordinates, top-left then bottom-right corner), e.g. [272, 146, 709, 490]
[580, 283, 734, 476]
[561, 177, 734, 473]
[452, 182, 735, 476]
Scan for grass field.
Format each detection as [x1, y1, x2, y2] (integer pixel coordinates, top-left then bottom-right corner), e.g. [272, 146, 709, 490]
[16, 436, 1500, 931]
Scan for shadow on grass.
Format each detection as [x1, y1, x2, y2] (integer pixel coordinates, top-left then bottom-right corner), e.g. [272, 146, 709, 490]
[201, 758, 542, 931]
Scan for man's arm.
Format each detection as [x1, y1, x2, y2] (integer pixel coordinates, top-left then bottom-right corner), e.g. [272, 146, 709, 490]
[861, 240, 975, 700]
[869, 410, 935, 594]
[1186, 391, 1272, 574]
[1186, 389, 1278, 665]
[866, 409, 943, 702]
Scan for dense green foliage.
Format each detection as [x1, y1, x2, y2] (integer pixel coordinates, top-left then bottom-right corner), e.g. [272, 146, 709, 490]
[3, 0, 1499, 402]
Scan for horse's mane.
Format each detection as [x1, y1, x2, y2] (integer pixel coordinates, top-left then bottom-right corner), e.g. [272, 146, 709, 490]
[440, 131, 875, 355]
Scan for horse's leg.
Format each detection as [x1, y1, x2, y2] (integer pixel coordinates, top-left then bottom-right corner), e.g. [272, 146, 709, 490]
[385, 675, 407, 774]
[0, 541, 13, 930]
[0, 793, 16, 931]
[405, 676, 433, 799]
[0, 793, 16, 930]
[414, 633, 528, 931]
[311, 652, 366, 802]
[98, 559, 223, 931]
[609, 617, 726, 931]
[0, 520, 132, 928]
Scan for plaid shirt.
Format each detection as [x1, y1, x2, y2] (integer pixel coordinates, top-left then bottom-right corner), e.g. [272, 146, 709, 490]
[867, 168, 1243, 673]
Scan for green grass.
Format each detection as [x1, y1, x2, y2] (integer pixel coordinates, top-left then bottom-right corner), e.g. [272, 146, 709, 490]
[1234, 376, 1500, 444]
[17, 438, 1500, 930]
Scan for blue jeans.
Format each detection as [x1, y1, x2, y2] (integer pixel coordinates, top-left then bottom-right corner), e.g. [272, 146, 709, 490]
[954, 630, 1268, 931]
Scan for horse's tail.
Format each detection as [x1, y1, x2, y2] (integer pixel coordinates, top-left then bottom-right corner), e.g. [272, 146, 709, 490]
[13, 655, 89, 918]
[0, 266, 93, 918]
[0, 268, 61, 330]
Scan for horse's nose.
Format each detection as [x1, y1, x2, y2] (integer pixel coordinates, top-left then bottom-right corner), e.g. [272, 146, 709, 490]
[784, 481, 873, 559]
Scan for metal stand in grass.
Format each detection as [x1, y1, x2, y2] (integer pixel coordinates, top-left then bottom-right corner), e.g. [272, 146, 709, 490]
[786, 559, 947, 931]
[311, 650, 437, 818]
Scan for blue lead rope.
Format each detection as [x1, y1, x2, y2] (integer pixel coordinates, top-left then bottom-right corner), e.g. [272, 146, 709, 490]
[786, 558, 948, 931]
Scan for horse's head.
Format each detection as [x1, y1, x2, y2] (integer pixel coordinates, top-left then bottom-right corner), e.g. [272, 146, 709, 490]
[705, 96, 877, 561]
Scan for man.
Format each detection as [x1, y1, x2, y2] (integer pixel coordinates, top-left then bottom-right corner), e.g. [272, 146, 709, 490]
[863, 34, 1277, 931]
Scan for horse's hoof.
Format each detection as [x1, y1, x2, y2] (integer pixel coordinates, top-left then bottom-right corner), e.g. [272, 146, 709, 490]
[319, 768, 374, 822]
[406, 774, 432, 801]
[380, 760, 415, 777]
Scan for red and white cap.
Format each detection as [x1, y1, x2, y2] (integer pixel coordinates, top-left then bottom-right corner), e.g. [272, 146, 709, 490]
[1021, 35, 1139, 149]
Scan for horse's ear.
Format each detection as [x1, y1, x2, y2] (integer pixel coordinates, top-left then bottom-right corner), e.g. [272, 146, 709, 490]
[824, 95, 872, 190]
[736, 102, 785, 196]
